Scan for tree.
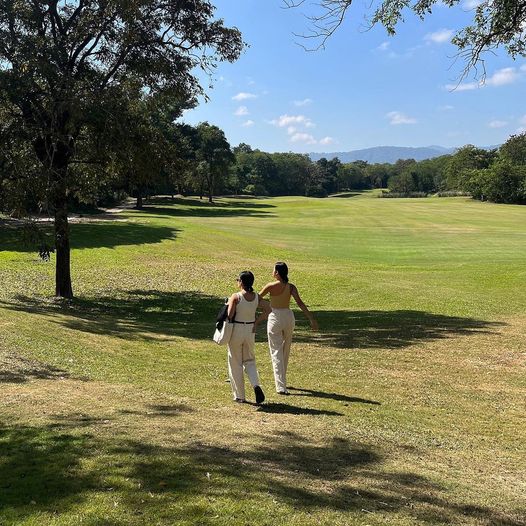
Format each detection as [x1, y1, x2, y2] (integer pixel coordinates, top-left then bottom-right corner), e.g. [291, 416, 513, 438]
[285, 0, 526, 78]
[0, 1, 243, 297]
[468, 160, 526, 203]
[500, 133, 526, 166]
[196, 123, 234, 202]
[388, 171, 417, 194]
[445, 145, 496, 190]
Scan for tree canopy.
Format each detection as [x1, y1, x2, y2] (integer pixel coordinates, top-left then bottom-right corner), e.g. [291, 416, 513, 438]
[0, 0, 243, 297]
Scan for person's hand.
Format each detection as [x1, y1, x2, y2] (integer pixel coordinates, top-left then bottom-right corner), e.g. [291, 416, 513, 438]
[252, 322, 258, 334]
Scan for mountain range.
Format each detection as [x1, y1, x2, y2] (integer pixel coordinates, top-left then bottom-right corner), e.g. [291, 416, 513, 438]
[309, 145, 480, 164]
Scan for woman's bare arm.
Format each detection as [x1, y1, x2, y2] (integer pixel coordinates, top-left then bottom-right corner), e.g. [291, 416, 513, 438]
[291, 284, 318, 331]
[253, 297, 271, 332]
[227, 293, 239, 320]
[258, 283, 274, 297]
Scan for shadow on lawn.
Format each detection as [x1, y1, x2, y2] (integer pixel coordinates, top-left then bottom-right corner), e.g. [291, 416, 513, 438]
[0, 220, 179, 252]
[287, 386, 381, 405]
[0, 290, 221, 342]
[0, 422, 523, 525]
[0, 352, 70, 384]
[0, 294, 505, 348]
[329, 191, 365, 198]
[139, 196, 275, 218]
[294, 309, 505, 349]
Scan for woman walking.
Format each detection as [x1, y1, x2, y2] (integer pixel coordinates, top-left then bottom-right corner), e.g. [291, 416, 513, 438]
[227, 271, 269, 404]
[259, 262, 318, 395]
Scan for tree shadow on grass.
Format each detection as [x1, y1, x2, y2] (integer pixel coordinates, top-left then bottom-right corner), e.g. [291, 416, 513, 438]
[0, 422, 523, 525]
[329, 191, 365, 198]
[0, 352, 70, 384]
[0, 290, 223, 342]
[0, 220, 179, 252]
[0, 296, 506, 349]
[139, 196, 275, 218]
[294, 310, 505, 349]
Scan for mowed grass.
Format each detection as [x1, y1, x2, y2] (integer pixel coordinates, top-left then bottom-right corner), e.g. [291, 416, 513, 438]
[0, 192, 525, 526]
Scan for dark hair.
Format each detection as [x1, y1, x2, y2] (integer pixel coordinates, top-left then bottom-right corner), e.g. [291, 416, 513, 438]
[274, 262, 289, 283]
[238, 270, 255, 292]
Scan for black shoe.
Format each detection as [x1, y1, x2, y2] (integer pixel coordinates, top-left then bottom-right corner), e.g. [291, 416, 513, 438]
[254, 386, 265, 404]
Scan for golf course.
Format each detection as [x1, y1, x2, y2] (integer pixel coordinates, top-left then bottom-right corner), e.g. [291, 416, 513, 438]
[1, 192, 525, 525]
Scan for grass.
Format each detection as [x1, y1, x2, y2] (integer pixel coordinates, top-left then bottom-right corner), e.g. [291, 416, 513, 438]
[0, 192, 525, 526]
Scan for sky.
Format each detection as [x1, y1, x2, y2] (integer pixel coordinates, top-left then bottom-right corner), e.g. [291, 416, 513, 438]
[181, 0, 526, 153]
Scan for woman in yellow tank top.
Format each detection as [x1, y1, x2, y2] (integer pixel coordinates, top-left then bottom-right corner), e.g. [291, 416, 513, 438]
[259, 262, 318, 395]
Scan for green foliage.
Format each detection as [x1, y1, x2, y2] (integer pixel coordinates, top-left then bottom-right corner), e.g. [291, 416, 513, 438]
[0, 0, 243, 296]
[195, 122, 234, 202]
[468, 160, 526, 203]
[499, 132, 526, 166]
[445, 145, 496, 191]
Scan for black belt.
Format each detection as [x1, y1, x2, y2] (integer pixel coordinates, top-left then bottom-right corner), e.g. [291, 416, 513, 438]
[232, 321, 255, 324]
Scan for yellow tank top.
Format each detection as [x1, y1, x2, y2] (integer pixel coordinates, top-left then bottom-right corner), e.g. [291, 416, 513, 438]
[270, 283, 291, 309]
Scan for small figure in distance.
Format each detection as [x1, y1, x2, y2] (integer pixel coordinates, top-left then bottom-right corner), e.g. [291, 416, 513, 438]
[227, 270, 270, 404]
[259, 262, 318, 395]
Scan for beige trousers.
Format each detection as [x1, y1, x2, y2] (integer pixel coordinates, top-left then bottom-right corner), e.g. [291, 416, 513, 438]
[227, 324, 260, 400]
[267, 308, 295, 393]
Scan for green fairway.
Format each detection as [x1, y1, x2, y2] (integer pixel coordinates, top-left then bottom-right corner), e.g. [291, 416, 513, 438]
[1, 193, 525, 526]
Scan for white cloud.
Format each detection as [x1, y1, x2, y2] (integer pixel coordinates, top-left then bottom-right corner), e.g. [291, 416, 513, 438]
[234, 106, 249, 116]
[377, 41, 390, 51]
[290, 133, 317, 144]
[293, 98, 313, 107]
[241, 120, 254, 127]
[445, 81, 479, 91]
[486, 67, 519, 86]
[287, 126, 297, 135]
[232, 92, 257, 101]
[463, 0, 482, 8]
[521, 64, 526, 72]
[386, 111, 417, 125]
[319, 136, 336, 145]
[438, 104, 454, 111]
[488, 120, 508, 128]
[271, 114, 315, 128]
[445, 67, 519, 91]
[425, 29, 454, 44]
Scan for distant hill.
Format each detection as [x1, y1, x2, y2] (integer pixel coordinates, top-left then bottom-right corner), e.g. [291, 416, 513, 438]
[309, 145, 457, 164]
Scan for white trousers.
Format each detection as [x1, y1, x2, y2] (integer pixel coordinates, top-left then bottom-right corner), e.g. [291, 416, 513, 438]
[227, 324, 260, 400]
[267, 308, 295, 393]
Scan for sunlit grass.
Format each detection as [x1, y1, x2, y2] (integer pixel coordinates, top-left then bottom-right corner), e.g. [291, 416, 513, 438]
[1, 193, 525, 525]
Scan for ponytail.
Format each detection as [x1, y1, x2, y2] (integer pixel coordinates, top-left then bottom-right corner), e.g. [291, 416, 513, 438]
[238, 270, 255, 292]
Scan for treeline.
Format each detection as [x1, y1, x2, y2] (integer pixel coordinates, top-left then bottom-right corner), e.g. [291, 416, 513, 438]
[384, 134, 526, 204]
[227, 134, 526, 205]
[3, 114, 526, 216]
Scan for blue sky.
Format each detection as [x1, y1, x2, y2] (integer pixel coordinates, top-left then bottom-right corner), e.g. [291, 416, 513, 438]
[181, 0, 526, 153]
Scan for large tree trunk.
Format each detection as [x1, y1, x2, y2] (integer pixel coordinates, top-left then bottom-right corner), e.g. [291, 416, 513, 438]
[54, 184, 73, 298]
[136, 191, 143, 209]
